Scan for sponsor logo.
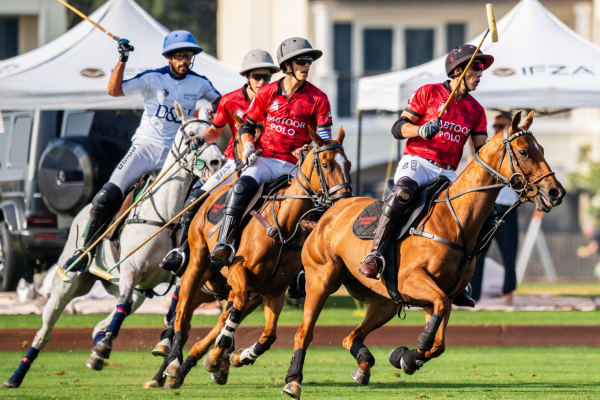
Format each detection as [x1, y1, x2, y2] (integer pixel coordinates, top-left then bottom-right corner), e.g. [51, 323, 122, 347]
[411, 160, 417, 171]
[117, 146, 137, 170]
[438, 101, 447, 114]
[266, 115, 306, 136]
[493, 68, 516, 77]
[493, 65, 595, 77]
[402, 162, 409, 170]
[397, 190, 410, 201]
[359, 216, 377, 225]
[270, 100, 279, 111]
[155, 105, 194, 122]
[80, 68, 105, 78]
[163, 88, 169, 98]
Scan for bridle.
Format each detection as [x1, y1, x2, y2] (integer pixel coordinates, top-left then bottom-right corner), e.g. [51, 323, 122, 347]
[170, 117, 213, 173]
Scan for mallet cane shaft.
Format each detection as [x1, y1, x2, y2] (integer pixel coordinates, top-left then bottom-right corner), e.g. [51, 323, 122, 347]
[55, 0, 121, 41]
[436, 3, 498, 125]
[55, 159, 180, 283]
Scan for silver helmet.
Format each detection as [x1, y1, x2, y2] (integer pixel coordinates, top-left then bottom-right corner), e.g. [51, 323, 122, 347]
[276, 37, 322, 71]
[239, 49, 280, 75]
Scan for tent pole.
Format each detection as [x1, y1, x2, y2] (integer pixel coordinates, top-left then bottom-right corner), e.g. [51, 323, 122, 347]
[356, 110, 363, 196]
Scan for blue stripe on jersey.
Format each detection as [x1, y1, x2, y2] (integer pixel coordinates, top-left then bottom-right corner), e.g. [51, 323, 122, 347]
[123, 66, 169, 83]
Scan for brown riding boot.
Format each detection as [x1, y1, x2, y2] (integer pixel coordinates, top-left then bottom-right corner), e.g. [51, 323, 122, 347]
[359, 213, 394, 279]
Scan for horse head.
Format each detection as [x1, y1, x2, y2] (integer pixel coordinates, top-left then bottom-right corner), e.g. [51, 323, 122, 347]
[482, 110, 565, 212]
[173, 101, 225, 184]
[296, 126, 353, 204]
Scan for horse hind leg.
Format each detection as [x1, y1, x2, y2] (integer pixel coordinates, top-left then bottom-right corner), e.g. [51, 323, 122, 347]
[343, 297, 397, 386]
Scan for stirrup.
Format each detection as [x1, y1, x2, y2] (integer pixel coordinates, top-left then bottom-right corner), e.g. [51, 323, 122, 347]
[360, 252, 386, 279]
[161, 248, 186, 275]
[211, 242, 236, 266]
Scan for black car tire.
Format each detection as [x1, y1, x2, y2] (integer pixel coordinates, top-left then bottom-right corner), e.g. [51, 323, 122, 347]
[0, 222, 28, 292]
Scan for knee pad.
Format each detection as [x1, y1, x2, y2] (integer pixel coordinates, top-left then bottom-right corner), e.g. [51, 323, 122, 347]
[182, 188, 206, 225]
[91, 183, 123, 220]
[224, 176, 258, 215]
[382, 177, 418, 217]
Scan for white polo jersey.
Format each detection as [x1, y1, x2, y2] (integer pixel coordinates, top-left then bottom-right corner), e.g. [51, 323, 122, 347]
[122, 66, 221, 146]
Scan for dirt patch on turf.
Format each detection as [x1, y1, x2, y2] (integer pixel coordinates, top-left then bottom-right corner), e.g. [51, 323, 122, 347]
[1, 325, 599, 351]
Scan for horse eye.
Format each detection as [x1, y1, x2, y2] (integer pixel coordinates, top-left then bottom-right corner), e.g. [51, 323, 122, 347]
[322, 163, 329, 170]
[519, 150, 528, 157]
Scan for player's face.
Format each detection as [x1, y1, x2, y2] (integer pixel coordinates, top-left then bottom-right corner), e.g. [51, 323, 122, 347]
[247, 68, 273, 90]
[464, 59, 484, 91]
[167, 51, 194, 76]
[289, 56, 312, 81]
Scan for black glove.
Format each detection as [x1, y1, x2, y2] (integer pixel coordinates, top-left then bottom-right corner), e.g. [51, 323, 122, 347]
[417, 120, 440, 140]
[188, 135, 206, 149]
[118, 38, 134, 62]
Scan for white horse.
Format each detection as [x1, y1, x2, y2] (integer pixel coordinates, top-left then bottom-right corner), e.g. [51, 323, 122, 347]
[2, 102, 224, 389]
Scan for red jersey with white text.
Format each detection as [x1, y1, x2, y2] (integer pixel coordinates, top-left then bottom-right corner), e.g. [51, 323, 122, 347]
[212, 85, 252, 161]
[246, 79, 332, 164]
[404, 81, 487, 169]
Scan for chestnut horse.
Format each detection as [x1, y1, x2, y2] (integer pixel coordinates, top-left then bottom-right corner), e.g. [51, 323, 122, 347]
[281, 111, 565, 399]
[161, 127, 353, 386]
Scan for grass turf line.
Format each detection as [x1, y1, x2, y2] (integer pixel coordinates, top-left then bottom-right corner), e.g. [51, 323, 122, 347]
[0, 347, 598, 399]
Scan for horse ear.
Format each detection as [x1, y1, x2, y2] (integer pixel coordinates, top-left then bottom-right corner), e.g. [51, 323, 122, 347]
[335, 126, 345, 145]
[309, 125, 325, 147]
[522, 110, 534, 130]
[230, 110, 244, 128]
[509, 111, 522, 134]
[174, 100, 187, 122]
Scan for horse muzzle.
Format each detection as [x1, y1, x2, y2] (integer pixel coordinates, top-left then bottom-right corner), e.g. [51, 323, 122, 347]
[534, 186, 566, 212]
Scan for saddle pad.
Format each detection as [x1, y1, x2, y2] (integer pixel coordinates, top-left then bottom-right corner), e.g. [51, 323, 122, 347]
[207, 191, 228, 225]
[352, 200, 383, 238]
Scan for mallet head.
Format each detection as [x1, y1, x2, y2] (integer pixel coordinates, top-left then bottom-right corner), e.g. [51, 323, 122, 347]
[486, 3, 499, 42]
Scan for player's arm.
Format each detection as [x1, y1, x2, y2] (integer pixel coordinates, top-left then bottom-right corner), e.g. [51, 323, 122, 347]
[471, 134, 488, 153]
[391, 111, 422, 139]
[202, 125, 225, 144]
[107, 62, 126, 97]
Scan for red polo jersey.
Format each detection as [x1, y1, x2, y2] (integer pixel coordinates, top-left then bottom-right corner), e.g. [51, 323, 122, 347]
[212, 85, 253, 161]
[246, 79, 332, 164]
[403, 81, 487, 169]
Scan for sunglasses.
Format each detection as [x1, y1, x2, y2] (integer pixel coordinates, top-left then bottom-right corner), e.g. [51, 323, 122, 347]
[249, 73, 272, 82]
[492, 124, 507, 129]
[171, 52, 194, 61]
[293, 57, 313, 66]
[470, 62, 485, 72]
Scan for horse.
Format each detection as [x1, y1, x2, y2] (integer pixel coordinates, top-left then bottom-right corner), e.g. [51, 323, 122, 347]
[281, 111, 566, 399]
[1, 102, 224, 389]
[159, 127, 353, 388]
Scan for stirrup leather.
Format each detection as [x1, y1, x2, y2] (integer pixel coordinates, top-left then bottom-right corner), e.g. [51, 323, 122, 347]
[211, 242, 236, 265]
[360, 252, 386, 279]
[161, 248, 186, 275]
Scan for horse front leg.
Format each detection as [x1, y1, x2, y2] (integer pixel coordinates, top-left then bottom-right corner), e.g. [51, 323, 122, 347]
[231, 289, 286, 368]
[203, 263, 248, 373]
[342, 297, 397, 386]
[2, 271, 96, 388]
[390, 269, 450, 376]
[87, 269, 140, 371]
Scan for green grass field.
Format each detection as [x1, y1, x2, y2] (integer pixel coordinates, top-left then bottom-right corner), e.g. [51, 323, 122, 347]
[0, 347, 597, 400]
[2, 294, 599, 329]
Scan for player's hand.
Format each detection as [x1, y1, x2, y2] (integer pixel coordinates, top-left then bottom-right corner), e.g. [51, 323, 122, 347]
[417, 120, 440, 140]
[189, 135, 206, 149]
[242, 142, 258, 166]
[118, 38, 134, 62]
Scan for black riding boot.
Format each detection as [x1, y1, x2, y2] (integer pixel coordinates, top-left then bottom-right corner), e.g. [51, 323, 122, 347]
[210, 176, 258, 266]
[160, 187, 206, 275]
[359, 177, 418, 279]
[64, 183, 123, 271]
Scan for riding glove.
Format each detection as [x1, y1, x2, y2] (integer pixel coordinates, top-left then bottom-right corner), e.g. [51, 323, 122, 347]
[417, 120, 440, 140]
[242, 142, 258, 166]
[185, 135, 205, 149]
[118, 38, 135, 62]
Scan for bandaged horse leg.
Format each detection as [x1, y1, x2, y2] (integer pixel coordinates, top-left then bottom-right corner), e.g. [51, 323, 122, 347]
[165, 286, 180, 326]
[231, 290, 286, 367]
[342, 297, 397, 386]
[204, 263, 248, 373]
[2, 271, 96, 388]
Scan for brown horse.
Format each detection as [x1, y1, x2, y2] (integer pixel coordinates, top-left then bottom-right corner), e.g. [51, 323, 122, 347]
[281, 111, 565, 399]
[161, 127, 353, 385]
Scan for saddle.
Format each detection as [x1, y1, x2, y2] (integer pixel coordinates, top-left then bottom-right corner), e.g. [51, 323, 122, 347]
[352, 176, 451, 302]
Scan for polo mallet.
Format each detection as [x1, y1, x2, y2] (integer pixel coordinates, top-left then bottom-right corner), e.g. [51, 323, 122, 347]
[55, 158, 181, 283]
[436, 3, 498, 125]
[95, 151, 262, 282]
[55, 0, 121, 41]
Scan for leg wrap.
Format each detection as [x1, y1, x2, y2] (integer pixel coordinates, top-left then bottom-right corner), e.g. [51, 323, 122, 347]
[225, 301, 233, 311]
[181, 188, 206, 226]
[171, 331, 184, 363]
[240, 341, 268, 365]
[165, 287, 180, 324]
[160, 319, 175, 341]
[216, 307, 241, 348]
[350, 342, 375, 367]
[180, 354, 199, 381]
[93, 331, 106, 346]
[388, 346, 408, 369]
[417, 313, 442, 351]
[9, 346, 39, 387]
[402, 348, 430, 371]
[285, 349, 306, 384]
[106, 302, 132, 338]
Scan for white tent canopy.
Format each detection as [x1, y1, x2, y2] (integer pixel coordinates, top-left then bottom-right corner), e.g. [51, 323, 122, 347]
[0, 0, 244, 110]
[357, 0, 600, 111]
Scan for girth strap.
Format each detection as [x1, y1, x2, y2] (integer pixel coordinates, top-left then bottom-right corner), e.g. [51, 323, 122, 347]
[409, 227, 474, 253]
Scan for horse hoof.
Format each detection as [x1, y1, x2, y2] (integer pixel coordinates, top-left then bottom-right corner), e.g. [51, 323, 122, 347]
[1, 381, 17, 389]
[164, 379, 182, 389]
[401, 357, 416, 376]
[203, 351, 221, 373]
[143, 380, 160, 389]
[281, 381, 302, 399]
[351, 366, 371, 386]
[210, 370, 229, 386]
[151, 338, 172, 358]
[163, 359, 181, 380]
[229, 348, 245, 368]
[92, 338, 112, 360]
[86, 352, 105, 371]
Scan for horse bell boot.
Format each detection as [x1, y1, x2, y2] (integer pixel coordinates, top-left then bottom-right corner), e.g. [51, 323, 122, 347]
[64, 183, 123, 271]
[360, 177, 418, 279]
[211, 176, 258, 266]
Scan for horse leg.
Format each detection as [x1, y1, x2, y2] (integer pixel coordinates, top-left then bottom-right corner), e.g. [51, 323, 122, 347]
[342, 297, 397, 386]
[282, 263, 343, 400]
[203, 263, 248, 373]
[2, 271, 96, 388]
[231, 289, 285, 368]
[87, 269, 140, 371]
[390, 271, 451, 375]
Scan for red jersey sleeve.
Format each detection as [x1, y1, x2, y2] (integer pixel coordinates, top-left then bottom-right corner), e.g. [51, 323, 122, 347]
[315, 96, 332, 127]
[471, 105, 488, 137]
[212, 97, 229, 128]
[405, 85, 430, 121]
[246, 86, 269, 123]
